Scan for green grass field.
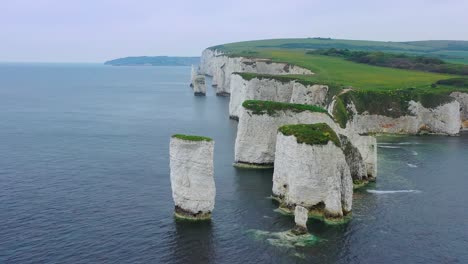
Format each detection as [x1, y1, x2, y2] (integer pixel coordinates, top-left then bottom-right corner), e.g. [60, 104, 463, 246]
[235, 49, 457, 92]
[214, 38, 468, 122]
[214, 38, 468, 93]
[213, 38, 468, 64]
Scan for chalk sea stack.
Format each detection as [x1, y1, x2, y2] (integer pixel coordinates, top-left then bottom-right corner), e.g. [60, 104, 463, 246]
[293, 206, 309, 235]
[272, 124, 353, 224]
[170, 134, 215, 220]
[192, 75, 206, 96]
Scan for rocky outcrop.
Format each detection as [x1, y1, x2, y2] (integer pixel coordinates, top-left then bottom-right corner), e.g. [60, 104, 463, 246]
[348, 134, 377, 179]
[450, 92, 468, 130]
[192, 75, 206, 96]
[234, 100, 377, 180]
[293, 206, 309, 235]
[272, 125, 352, 223]
[290, 83, 329, 106]
[338, 134, 367, 182]
[347, 100, 461, 135]
[169, 135, 215, 220]
[234, 102, 336, 168]
[229, 74, 328, 119]
[199, 49, 313, 96]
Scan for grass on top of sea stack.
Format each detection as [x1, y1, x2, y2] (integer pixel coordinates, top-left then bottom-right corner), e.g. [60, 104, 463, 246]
[242, 100, 328, 116]
[278, 123, 341, 147]
[172, 134, 213, 142]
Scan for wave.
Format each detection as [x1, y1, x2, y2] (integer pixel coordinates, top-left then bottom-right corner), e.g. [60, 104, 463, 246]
[378, 145, 402, 149]
[411, 151, 418, 155]
[367, 189, 421, 194]
[407, 163, 418, 168]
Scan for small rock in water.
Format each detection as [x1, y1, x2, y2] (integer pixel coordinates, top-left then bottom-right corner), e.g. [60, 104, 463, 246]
[293, 206, 308, 235]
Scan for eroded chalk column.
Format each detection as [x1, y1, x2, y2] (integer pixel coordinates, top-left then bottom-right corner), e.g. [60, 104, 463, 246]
[272, 123, 352, 224]
[170, 134, 215, 220]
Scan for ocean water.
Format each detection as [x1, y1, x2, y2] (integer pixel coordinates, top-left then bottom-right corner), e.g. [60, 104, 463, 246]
[0, 63, 467, 263]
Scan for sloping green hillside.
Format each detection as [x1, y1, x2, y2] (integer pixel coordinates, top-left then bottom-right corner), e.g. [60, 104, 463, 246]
[212, 38, 468, 64]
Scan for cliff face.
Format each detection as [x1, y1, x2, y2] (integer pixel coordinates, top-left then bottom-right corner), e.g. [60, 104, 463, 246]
[273, 135, 352, 218]
[229, 74, 328, 119]
[451, 92, 468, 130]
[192, 75, 206, 96]
[199, 49, 313, 96]
[202, 49, 465, 136]
[234, 109, 336, 167]
[347, 100, 461, 135]
[234, 105, 377, 179]
[169, 137, 215, 220]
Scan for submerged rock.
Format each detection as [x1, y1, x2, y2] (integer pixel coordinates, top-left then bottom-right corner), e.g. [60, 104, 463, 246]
[169, 134, 215, 220]
[248, 229, 319, 249]
[272, 124, 352, 222]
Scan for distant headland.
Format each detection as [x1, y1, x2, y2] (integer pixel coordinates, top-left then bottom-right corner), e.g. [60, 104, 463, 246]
[104, 56, 200, 66]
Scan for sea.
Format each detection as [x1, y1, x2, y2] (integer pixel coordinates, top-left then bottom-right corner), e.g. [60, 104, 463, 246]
[0, 63, 467, 263]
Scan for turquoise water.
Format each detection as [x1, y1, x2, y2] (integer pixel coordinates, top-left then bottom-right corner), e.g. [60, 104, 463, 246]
[0, 63, 467, 263]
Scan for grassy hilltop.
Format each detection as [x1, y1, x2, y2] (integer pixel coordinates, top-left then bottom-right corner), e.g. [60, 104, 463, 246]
[210, 38, 468, 126]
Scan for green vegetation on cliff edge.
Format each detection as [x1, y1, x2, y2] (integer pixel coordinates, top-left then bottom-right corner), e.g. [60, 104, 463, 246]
[172, 134, 213, 142]
[278, 123, 341, 147]
[242, 100, 328, 116]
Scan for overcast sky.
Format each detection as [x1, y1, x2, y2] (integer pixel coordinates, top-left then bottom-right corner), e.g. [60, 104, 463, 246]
[1, 0, 467, 62]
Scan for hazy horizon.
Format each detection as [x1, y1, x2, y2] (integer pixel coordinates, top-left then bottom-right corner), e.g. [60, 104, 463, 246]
[2, 0, 468, 63]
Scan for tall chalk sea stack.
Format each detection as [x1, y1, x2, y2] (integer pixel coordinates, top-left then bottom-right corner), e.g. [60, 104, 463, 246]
[272, 124, 353, 224]
[170, 134, 215, 220]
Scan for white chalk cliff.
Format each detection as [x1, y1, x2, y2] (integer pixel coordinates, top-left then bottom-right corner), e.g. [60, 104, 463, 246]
[192, 75, 206, 96]
[169, 137, 215, 220]
[272, 133, 352, 220]
[346, 100, 461, 135]
[234, 108, 336, 166]
[199, 49, 313, 96]
[451, 92, 468, 130]
[234, 104, 377, 179]
[229, 74, 328, 119]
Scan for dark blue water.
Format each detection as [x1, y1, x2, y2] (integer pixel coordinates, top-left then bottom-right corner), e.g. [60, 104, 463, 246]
[0, 63, 467, 263]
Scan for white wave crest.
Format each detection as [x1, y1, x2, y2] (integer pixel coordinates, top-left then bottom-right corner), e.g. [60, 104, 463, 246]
[367, 189, 421, 194]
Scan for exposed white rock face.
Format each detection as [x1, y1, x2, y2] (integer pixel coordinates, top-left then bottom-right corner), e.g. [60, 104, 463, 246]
[348, 134, 378, 178]
[192, 75, 206, 96]
[273, 135, 352, 218]
[199, 49, 313, 95]
[290, 83, 328, 106]
[234, 109, 337, 166]
[450, 92, 468, 130]
[338, 134, 367, 181]
[293, 206, 309, 235]
[169, 137, 215, 219]
[229, 74, 329, 119]
[229, 75, 293, 119]
[234, 106, 378, 180]
[347, 100, 461, 135]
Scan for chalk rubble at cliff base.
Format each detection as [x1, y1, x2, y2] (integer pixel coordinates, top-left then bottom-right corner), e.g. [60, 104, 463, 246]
[169, 135, 215, 220]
